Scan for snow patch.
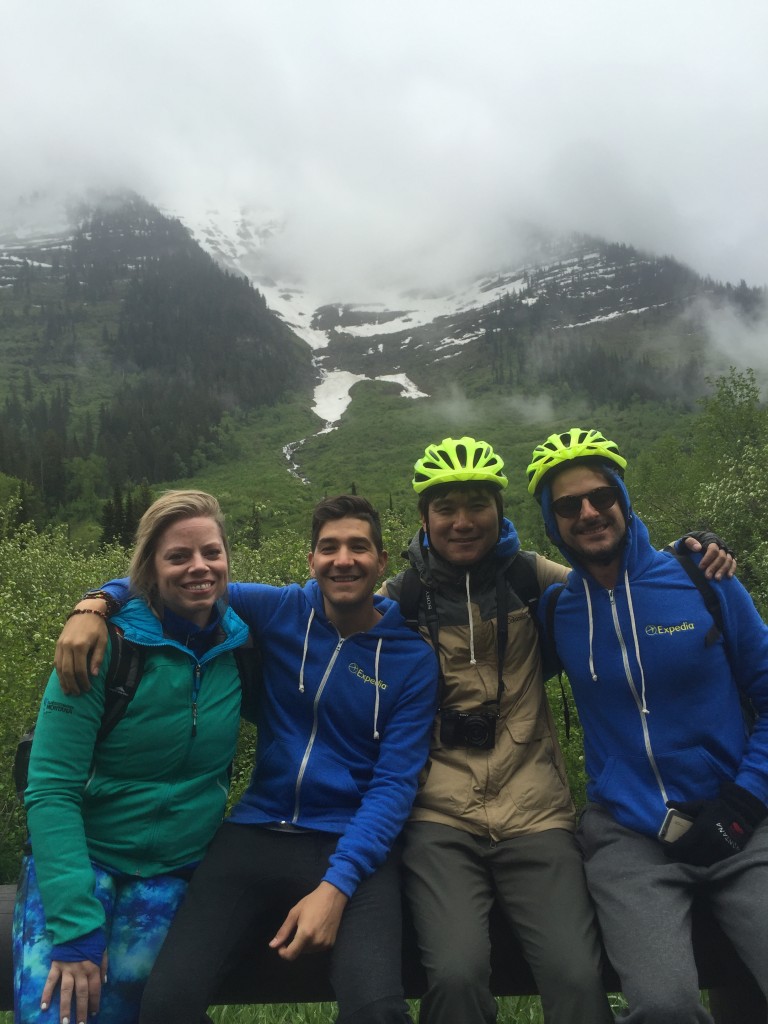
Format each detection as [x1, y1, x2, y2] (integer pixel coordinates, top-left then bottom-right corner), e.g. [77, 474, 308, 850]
[555, 304, 664, 329]
[312, 368, 428, 426]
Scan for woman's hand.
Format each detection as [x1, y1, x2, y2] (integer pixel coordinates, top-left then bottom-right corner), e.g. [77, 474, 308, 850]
[41, 955, 106, 1024]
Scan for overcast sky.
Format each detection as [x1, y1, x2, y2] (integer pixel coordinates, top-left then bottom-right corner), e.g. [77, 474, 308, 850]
[2, 0, 767, 292]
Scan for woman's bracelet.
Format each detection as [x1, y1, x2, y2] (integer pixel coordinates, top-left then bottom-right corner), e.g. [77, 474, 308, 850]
[83, 590, 121, 617]
[66, 608, 108, 622]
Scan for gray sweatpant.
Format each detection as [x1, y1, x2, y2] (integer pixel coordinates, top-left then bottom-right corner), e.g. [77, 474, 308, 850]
[577, 804, 768, 1024]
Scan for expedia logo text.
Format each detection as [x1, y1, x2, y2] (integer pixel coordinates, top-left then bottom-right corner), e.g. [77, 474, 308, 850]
[645, 622, 695, 636]
[348, 662, 388, 690]
[43, 699, 73, 715]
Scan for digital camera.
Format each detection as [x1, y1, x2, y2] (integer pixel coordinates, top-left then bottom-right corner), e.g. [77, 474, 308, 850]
[439, 708, 497, 750]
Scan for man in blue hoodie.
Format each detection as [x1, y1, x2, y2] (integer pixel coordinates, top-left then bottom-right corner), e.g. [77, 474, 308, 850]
[55, 495, 438, 1024]
[528, 428, 768, 1024]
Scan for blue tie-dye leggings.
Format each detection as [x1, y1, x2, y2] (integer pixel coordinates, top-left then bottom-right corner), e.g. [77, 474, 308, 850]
[13, 855, 188, 1024]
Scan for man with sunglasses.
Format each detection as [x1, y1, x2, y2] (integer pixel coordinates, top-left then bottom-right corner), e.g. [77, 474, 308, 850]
[528, 428, 768, 1023]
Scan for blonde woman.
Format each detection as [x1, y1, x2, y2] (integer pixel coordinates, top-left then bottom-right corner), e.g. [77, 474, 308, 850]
[14, 491, 250, 1024]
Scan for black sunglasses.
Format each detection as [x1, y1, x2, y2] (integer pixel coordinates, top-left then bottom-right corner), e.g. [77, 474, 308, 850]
[550, 485, 621, 519]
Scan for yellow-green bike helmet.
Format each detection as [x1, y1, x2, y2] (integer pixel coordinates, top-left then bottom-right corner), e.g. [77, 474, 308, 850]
[527, 428, 626, 496]
[413, 436, 508, 493]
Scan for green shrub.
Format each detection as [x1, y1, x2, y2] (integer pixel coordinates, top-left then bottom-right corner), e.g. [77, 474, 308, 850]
[0, 501, 129, 881]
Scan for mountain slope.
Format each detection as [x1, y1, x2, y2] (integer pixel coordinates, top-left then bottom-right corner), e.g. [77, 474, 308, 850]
[1, 191, 764, 537]
[0, 192, 314, 523]
[181, 207, 764, 416]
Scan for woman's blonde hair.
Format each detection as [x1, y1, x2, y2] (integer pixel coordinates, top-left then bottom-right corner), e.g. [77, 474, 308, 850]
[128, 490, 229, 601]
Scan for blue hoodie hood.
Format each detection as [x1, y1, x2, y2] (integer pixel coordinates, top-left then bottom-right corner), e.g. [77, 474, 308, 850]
[539, 464, 655, 586]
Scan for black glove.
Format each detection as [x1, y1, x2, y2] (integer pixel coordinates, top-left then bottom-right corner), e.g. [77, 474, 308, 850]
[665, 783, 767, 867]
[677, 531, 735, 558]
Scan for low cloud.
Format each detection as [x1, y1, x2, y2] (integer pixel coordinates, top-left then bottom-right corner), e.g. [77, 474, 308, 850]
[501, 394, 556, 423]
[685, 296, 768, 385]
[2, 1, 767, 291]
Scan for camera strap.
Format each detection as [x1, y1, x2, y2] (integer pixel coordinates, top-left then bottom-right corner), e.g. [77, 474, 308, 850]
[489, 569, 508, 715]
[421, 584, 444, 686]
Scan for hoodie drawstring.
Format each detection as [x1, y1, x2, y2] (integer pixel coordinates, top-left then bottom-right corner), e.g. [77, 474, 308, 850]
[372, 638, 382, 741]
[584, 571, 650, 716]
[299, 609, 315, 692]
[465, 571, 477, 666]
[624, 570, 650, 715]
[582, 578, 597, 682]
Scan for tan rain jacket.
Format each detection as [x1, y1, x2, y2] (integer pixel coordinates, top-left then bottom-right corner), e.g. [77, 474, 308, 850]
[381, 525, 574, 841]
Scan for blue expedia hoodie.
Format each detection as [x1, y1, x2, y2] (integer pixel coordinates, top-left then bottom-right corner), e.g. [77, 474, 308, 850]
[226, 580, 437, 896]
[538, 471, 768, 839]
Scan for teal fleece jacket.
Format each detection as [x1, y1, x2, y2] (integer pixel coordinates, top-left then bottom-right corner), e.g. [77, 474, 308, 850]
[24, 598, 249, 948]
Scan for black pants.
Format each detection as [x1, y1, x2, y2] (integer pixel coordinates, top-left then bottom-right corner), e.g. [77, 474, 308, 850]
[139, 823, 411, 1024]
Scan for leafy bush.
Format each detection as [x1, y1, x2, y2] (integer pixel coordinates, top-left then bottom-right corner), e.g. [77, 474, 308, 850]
[0, 500, 129, 881]
[633, 367, 768, 616]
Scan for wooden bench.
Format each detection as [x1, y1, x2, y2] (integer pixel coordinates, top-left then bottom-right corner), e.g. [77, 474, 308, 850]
[1, 884, 765, 1021]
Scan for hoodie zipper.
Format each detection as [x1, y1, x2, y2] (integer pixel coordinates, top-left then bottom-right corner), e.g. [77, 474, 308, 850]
[292, 637, 345, 823]
[608, 589, 669, 804]
[191, 663, 201, 736]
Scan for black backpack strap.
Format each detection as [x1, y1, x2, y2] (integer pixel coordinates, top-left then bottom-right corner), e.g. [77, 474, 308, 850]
[13, 728, 35, 803]
[396, 566, 444, 689]
[544, 583, 570, 739]
[504, 550, 541, 615]
[546, 584, 565, 659]
[489, 568, 509, 713]
[96, 621, 147, 742]
[398, 567, 425, 633]
[15, 623, 146, 802]
[665, 547, 723, 647]
[507, 550, 565, 681]
[503, 552, 570, 736]
[234, 640, 262, 722]
[397, 566, 441, 649]
[665, 546, 756, 732]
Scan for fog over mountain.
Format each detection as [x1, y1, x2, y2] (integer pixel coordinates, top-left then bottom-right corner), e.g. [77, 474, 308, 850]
[2, 189, 766, 438]
[1, 0, 767, 298]
[0, 188, 766, 534]
[173, 203, 768, 425]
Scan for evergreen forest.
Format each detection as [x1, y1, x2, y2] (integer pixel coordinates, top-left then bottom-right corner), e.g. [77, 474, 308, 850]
[0, 194, 312, 535]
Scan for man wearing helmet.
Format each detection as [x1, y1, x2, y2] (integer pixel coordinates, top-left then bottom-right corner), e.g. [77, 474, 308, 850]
[380, 436, 614, 1024]
[529, 428, 768, 1023]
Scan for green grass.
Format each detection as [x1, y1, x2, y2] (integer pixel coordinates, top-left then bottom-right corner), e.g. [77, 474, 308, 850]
[205, 999, 552, 1022]
[0, 1000, 554, 1023]
[0, 999, 551, 1023]
[0, 995, 552, 1019]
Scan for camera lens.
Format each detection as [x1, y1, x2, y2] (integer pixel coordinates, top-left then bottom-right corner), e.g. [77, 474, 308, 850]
[464, 717, 492, 748]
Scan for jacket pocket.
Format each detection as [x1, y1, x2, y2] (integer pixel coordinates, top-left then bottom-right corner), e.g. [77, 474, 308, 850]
[593, 746, 732, 833]
[414, 750, 473, 816]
